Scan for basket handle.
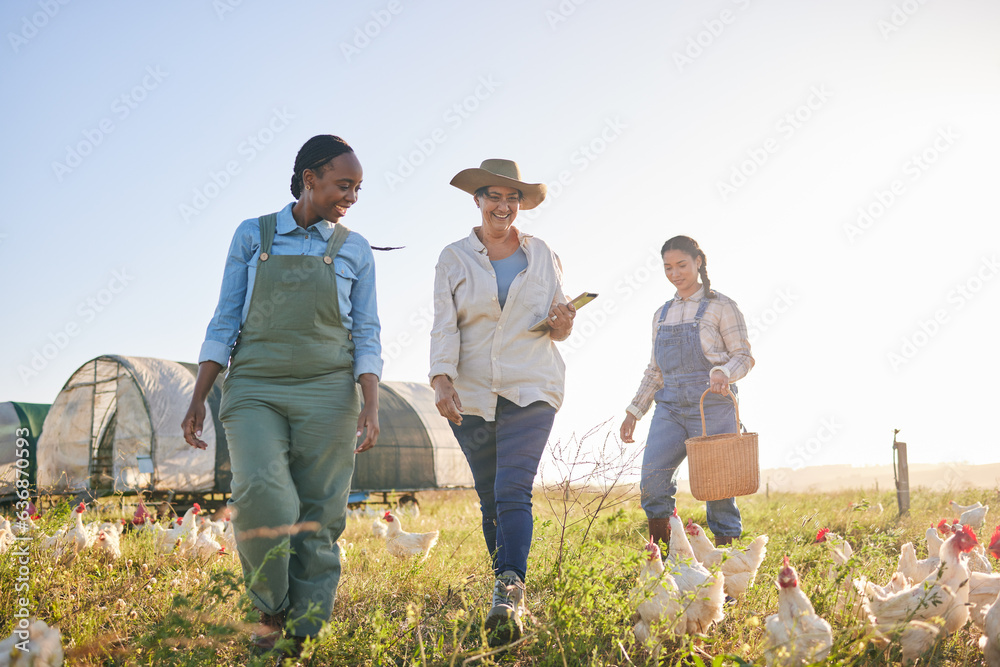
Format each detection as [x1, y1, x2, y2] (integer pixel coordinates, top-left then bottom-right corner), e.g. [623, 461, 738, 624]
[698, 388, 740, 437]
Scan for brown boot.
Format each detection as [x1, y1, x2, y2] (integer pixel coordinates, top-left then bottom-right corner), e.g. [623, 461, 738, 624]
[715, 535, 736, 547]
[648, 518, 671, 553]
[251, 610, 286, 654]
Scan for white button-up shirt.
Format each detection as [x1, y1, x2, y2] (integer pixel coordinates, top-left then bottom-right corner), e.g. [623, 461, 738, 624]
[430, 228, 568, 421]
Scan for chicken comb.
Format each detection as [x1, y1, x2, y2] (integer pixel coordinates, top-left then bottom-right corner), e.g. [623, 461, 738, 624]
[76, 502, 86, 512]
[815, 527, 830, 542]
[986, 526, 1000, 557]
[955, 524, 978, 552]
[193, 503, 201, 512]
[936, 518, 952, 534]
[672, 507, 679, 518]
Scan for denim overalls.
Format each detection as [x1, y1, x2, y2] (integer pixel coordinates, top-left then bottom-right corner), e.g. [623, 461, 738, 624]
[640, 297, 742, 538]
[221, 212, 361, 637]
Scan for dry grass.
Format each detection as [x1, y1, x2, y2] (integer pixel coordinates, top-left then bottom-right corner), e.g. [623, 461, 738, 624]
[2, 483, 998, 666]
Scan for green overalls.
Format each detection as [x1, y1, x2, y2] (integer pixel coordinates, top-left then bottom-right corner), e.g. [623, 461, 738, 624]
[220, 212, 360, 637]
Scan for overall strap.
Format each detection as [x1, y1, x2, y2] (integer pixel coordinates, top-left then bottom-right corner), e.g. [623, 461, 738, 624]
[694, 298, 710, 321]
[323, 223, 351, 264]
[656, 299, 673, 324]
[257, 213, 278, 257]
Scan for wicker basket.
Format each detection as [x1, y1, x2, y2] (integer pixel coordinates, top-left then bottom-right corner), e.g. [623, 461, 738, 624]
[685, 389, 759, 502]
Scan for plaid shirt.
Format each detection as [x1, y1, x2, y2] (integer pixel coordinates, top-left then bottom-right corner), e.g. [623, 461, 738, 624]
[626, 286, 754, 419]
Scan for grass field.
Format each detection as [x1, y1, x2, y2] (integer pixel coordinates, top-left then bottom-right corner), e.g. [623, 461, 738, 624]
[2, 481, 998, 666]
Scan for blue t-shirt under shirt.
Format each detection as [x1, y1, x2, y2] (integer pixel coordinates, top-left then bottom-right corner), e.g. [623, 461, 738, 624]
[491, 247, 528, 308]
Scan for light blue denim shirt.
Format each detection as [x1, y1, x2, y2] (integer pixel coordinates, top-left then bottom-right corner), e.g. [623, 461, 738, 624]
[199, 202, 383, 380]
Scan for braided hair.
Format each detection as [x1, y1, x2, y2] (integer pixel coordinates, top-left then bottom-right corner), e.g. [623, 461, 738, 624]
[290, 135, 403, 252]
[661, 235, 715, 298]
[290, 135, 353, 199]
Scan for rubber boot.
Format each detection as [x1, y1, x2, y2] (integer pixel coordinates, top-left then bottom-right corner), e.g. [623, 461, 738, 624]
[648, 518, 671, 552]
[715, 535, 736, 547]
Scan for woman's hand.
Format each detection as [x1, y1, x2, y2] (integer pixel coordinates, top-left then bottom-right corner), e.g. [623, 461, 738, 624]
[182, 400, 209, 450]
[182, 361, 223, 450]
[431, 374, 463, 425]
[356, 373, 380, 453]
[355, 403, 380, 453]
[547, 301, 577, 341]
[709, 369, 730, 396]
[620, 413, 637, 444]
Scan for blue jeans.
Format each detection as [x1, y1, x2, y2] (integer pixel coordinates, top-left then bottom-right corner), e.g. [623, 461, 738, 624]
[640, 395, 743, 538]
[449, 398, 556, 582]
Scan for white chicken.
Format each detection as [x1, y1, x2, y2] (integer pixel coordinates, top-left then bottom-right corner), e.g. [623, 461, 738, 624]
[383, 511, 438, 559]
[664, 510, 725, 634]
[62, 503, 97, 558]
[949, 499, 983, 514]
[970, 572, 1000, 630]
[861, 524, 979, 640]
[981, 589, 1000, 667]
[219, 519, 238, 556]
[958, 504, 990, 532]
[152, 504, 201, 556]
[371, 517, 388, 539]
[91, 521, 123, 561]
[762, 556, 833, 666]
[898, 619, 943, 665]
[0, 518, 16, 554]
[0, 617, 64, 667]
[925, 523, 945, 559]
[897, 542, 940, 583]
[969, 544, 994, 574]
[972, 527, 1000, 629]
[191, 528, 224, 561]
[630, 537, 682, 654]
[684, 519, 768, 599]
[858, 571, 911, 598]
[815, 527, 861, 616]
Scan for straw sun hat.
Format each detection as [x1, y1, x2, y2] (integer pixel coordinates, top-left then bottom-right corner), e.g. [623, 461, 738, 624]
[449, 159, 547, 210]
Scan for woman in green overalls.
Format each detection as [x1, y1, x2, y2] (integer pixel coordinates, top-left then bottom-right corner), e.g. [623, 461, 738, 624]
[182, 135, 382, 661]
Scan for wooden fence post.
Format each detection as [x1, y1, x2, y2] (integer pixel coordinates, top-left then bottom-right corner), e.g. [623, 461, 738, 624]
[893, 429, 910, 517]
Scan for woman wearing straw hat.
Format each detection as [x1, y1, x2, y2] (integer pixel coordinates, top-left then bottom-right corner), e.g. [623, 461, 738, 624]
[619, 235, 754, 549]
[182, 135, 382, 662]
[430, 159, 575, 646]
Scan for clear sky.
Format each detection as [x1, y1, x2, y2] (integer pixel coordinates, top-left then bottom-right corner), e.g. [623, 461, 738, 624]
[2, 1, 998, 484]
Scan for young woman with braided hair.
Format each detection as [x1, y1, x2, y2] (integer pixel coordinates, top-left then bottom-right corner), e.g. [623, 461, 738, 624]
[182, 134, 382, 661]
[620, 235, 754, 549]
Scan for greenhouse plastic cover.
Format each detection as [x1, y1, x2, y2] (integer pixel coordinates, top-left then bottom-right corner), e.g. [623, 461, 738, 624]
[36, 355, 217, 493]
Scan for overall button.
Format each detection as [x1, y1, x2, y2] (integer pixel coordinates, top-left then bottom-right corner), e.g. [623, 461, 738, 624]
[324, 256, 333, 264]
[260, 252, 269, 261]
